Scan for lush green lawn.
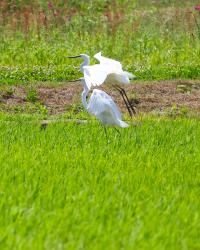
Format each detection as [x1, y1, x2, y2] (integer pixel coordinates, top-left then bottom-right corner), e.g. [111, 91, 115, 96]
[0, 115, 199, 249]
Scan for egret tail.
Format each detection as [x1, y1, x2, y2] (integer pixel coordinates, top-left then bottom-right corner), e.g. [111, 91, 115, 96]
[118, 120, 129, 128]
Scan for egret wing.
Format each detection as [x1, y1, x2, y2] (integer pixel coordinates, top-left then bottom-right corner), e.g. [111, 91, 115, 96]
[83, 64, 111, 88]
[87, 89, 122, 120]
[94, 52, 123, 72]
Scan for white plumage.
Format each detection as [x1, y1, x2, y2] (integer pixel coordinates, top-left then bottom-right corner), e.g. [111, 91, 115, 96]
[68, 52, 136, 117]
[80, 78, 129, 128]
[83, 52, 136, 90]
[94, 52, 123, 72]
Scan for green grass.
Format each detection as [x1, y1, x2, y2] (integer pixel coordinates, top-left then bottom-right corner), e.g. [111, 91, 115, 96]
[0, 115, 199, 249]
[1, 0, 200, 84]
[0, 1, 200, 248]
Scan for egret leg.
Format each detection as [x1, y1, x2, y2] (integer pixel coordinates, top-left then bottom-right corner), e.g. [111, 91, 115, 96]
[113, 85, 133, 117]
[103, 126, 109, 143]
[115, 85, 136, 115]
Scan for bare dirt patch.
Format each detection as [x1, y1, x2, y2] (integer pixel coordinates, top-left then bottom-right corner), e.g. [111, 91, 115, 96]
[0, 80, 200, 116]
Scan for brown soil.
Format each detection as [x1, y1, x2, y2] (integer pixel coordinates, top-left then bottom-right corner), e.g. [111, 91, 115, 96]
[0, 80, 200, 115]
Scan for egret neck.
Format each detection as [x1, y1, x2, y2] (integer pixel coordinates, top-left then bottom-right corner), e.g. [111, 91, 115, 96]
[80, 54, 90, 73]
[67, 54, 90, 73]
[80, 78, 90, 109]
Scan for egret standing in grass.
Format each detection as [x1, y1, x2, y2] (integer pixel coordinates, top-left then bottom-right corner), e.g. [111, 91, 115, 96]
[68, 52, 136, 117]
[77, 77, 129, 129]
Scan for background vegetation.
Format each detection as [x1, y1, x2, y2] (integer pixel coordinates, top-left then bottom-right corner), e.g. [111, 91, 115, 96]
[0, 1, 200, 249]
[1, 0, 200, 83]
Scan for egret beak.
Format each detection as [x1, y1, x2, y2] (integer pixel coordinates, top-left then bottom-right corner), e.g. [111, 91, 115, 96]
[67, 55, 81, 58]
[70, 78, 81, 82]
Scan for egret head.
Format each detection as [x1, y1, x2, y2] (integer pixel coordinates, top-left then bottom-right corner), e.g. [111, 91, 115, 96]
[67, 54, 90, 61]
[67, 54, 90, 73]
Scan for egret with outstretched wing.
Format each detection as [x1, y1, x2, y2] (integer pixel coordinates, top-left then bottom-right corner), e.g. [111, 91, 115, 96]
[68, 53, 136, 117]
[94, 51, 136, 80]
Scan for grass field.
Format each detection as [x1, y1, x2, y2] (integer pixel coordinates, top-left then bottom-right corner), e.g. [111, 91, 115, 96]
[1, 0, 200, 83]
[0, 0, 200, 249]
[0, 115, 200, 249]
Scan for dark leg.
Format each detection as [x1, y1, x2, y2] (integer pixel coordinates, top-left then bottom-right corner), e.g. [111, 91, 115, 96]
[115, 85, 136, 115]
[103, 126, 109, 143]
[113, 85, 133, 117]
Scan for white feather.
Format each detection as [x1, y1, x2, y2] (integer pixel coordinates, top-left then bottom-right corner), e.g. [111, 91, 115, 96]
[87, 89, 121, 120]
[80, 79, 129, 128]
[94, 52, 123, 72]
[82, 52, 135, 88]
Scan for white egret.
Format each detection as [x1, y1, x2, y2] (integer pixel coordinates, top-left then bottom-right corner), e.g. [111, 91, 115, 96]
[68, 52, 136, 117]
[93, 51, 136, 83]
[68, 54, 90, 74]
[78, 77, 129, 128]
